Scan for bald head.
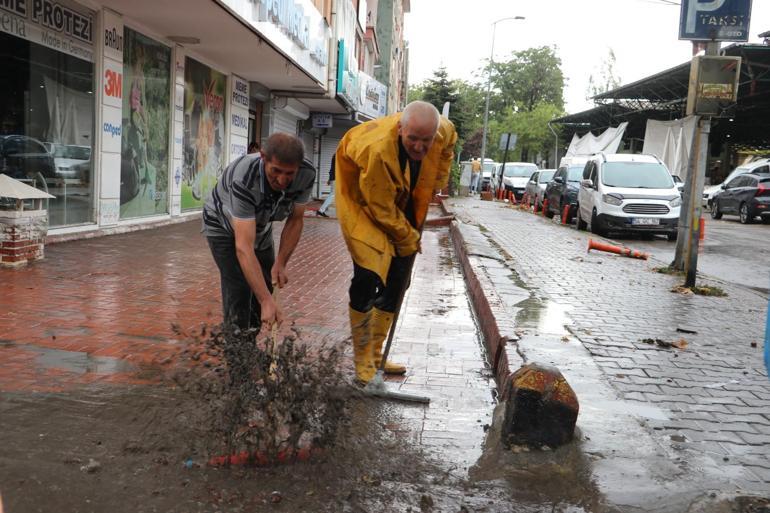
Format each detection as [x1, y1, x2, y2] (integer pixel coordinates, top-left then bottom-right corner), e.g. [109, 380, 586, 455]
[398, 101, 441, 161]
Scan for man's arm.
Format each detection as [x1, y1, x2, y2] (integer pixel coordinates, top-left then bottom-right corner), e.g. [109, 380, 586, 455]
[272, 204, 305, 288]
[232, 217, 281, 326]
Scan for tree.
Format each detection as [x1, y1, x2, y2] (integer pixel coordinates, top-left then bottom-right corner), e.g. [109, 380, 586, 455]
[490, 103, 563, 163]
[586, 48, 622, 100]
[490, 46, 565, 113]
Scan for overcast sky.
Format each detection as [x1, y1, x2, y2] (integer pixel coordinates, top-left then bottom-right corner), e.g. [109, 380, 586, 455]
[404, 0, 769, 114]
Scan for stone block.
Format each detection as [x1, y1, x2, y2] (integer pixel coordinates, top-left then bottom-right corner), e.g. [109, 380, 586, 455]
[501, 362, 579, 448]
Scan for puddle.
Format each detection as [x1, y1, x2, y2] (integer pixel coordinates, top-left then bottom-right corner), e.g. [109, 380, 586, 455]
[24, 345, 136, 374]
[515, 297, 574, 337]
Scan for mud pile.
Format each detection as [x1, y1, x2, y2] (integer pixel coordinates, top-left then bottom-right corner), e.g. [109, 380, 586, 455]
[167, 324, 352, 465]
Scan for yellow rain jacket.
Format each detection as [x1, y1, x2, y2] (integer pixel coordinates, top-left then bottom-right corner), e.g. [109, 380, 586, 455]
[335, 113, 457, 284]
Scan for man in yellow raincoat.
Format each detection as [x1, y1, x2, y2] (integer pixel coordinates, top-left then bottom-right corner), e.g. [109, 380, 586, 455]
[335, 101, 457, 383]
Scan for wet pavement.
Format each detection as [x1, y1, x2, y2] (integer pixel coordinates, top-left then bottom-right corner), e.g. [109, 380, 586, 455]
[0, 212, 519, 512]
[447, 196, 770, 504]
[596, 215, 770, 294]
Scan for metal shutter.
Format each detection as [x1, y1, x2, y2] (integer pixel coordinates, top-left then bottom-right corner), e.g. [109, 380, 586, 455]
[273, 109, 298, 136]
[319, 137, 341, 196]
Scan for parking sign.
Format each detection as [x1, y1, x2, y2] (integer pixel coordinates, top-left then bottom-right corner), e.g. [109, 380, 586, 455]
[679, 0, 752, 41]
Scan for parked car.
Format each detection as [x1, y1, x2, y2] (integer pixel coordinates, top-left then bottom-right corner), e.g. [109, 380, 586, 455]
[672, 175, 684, 194]
[544, 158, 587, 221]
[576, 153, 681, 241]
[44, 143, 91, 179]
[710, 172, 770, 224]
[493, 162, 538, 199]
[524, 169, 555, 209]
[703, 157, 770, 208]
[0, 135, 56, 182]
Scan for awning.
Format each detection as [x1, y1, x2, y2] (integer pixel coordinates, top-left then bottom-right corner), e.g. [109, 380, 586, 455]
[100, 0, 326, 92]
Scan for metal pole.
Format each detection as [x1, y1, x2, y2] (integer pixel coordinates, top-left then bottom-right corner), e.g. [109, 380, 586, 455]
[547, 120, 558, 168]
[684, 118, 710, 287]
[479, 23, 497, 172]
[499, 135, 511, 192]
[480, 16, 525, 169]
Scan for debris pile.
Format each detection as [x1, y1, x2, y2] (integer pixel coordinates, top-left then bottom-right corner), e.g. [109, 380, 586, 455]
[167, 324, 351, 466]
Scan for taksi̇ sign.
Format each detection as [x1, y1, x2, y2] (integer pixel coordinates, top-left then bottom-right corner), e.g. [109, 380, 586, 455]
[679, 0, 752, 42]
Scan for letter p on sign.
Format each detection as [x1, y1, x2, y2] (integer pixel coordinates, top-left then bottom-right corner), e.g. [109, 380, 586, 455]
[686, 0, 727, 32]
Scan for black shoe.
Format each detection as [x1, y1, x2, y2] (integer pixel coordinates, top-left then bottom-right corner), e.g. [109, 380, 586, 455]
[317, 210, 329, 217]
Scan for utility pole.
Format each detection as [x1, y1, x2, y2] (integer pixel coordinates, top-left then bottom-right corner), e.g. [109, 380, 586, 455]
[673, 42, 719, 287]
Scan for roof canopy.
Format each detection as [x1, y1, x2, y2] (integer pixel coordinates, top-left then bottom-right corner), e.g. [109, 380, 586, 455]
[0, 174, 55, 200]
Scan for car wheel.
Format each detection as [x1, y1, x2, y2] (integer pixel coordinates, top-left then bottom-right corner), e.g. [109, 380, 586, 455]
[739, 202, 753, 224]
[710, 201, 723, 220]
[667, 231, 678, 242]
[590, 208, 605, 236]
[544, 201, 555, 218]
[576, 206, 587, 231]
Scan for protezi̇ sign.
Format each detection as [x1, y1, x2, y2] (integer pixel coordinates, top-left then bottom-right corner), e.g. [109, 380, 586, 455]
[0, 0, 94, 61]
[679, 0, 752, 42]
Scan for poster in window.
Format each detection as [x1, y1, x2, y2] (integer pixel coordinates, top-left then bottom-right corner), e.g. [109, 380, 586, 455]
[182, 57, 226, 210]
[119, 28, 171, 217]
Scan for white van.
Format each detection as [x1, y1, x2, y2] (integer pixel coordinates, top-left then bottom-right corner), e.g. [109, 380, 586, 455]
[576, 153, 681, 241]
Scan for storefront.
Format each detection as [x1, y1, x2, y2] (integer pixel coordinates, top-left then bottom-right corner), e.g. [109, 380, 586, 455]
[0, 0, 96, 229]
[2, 0, 333, 235]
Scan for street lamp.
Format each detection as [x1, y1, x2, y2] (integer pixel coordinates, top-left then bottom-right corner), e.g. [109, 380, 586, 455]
[480, 16, 525, 173]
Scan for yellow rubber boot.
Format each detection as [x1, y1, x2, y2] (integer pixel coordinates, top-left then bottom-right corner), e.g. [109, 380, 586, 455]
[349, 307, 376, 384]
[371, 308, 407, 375]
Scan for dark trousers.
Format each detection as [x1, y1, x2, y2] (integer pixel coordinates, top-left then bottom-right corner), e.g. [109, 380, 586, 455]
[349, 255, 414, 314]
[207, 236, 274, 330]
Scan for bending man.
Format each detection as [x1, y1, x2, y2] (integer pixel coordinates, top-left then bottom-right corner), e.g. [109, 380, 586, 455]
[335, 101, 457, 383]
[203, 133, 316, 330]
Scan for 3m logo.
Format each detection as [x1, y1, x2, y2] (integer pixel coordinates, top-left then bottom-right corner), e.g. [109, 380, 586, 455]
[104, 69, 122, 99]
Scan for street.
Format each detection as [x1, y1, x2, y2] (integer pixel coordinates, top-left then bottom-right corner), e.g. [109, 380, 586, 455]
[598, 215, 770, 294]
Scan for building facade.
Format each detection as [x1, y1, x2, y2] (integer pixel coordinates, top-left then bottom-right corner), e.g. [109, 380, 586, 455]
[0, 0, 403, 238]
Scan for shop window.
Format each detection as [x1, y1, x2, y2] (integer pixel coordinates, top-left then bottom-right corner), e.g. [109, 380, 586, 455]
[120, 28, 172, 219]
[0, 32, 95, 227]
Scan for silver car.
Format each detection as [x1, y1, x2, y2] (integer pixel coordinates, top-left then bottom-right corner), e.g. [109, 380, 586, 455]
[524, 169, 556, 209]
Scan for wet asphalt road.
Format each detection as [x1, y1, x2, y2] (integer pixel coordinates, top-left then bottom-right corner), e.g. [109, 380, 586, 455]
[601, 215, 770, 294]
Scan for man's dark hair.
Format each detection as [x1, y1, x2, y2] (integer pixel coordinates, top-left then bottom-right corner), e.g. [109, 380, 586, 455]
[262, 133, 304, 165]
[247, 141, 260, 153]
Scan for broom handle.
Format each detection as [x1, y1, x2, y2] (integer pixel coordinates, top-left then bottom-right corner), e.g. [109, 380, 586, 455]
[377, 253, 417, 371]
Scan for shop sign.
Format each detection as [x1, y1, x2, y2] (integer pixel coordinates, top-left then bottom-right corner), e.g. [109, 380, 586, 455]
[358, 72, 387, 119]
[101, 105, 122, 153]
[99, 198, 120, 225]
[102, 8, 123, 62]
[0, 0, 94, 61]
[679, 0, 751, 41]
[231, 75, 249, 109]
[311, 113, 333, 128]
[103, 59, 122, 108]
[219, 0, 330, 85]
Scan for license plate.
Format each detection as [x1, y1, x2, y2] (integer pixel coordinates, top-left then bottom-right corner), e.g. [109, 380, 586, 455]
[632, 218, 660, 225]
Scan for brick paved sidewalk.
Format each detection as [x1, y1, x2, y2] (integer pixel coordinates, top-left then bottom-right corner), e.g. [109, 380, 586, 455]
[0, 214, 495, 470]
[447, 197, 770, 493]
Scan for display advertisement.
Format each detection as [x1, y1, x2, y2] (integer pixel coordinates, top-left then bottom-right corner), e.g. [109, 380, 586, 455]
[182, 57, 226, 210]
[0, 0, 94, 62]
[119, 28, 172, 218]
[220, 0, 329, 84]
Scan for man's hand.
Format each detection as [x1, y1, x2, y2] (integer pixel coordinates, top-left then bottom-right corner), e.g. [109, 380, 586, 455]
[260, 295, 284, 327]
[271, 262, 288, 288]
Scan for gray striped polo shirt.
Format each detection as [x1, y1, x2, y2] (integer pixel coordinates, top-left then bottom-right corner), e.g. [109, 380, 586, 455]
[202, 154, 316, 250]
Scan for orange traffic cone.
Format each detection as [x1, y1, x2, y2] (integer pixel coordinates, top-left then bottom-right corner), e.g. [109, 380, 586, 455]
[699, 217, 705, 241]
[542, 199, 549, 217]
[561, 204, 570, 225]
[587, 239, 649, 260]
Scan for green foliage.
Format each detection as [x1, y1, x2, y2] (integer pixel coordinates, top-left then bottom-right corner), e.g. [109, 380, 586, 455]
[449, 160, 461, 195]
[490, 103, 563, 162]
[490, 46, 565, 113]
